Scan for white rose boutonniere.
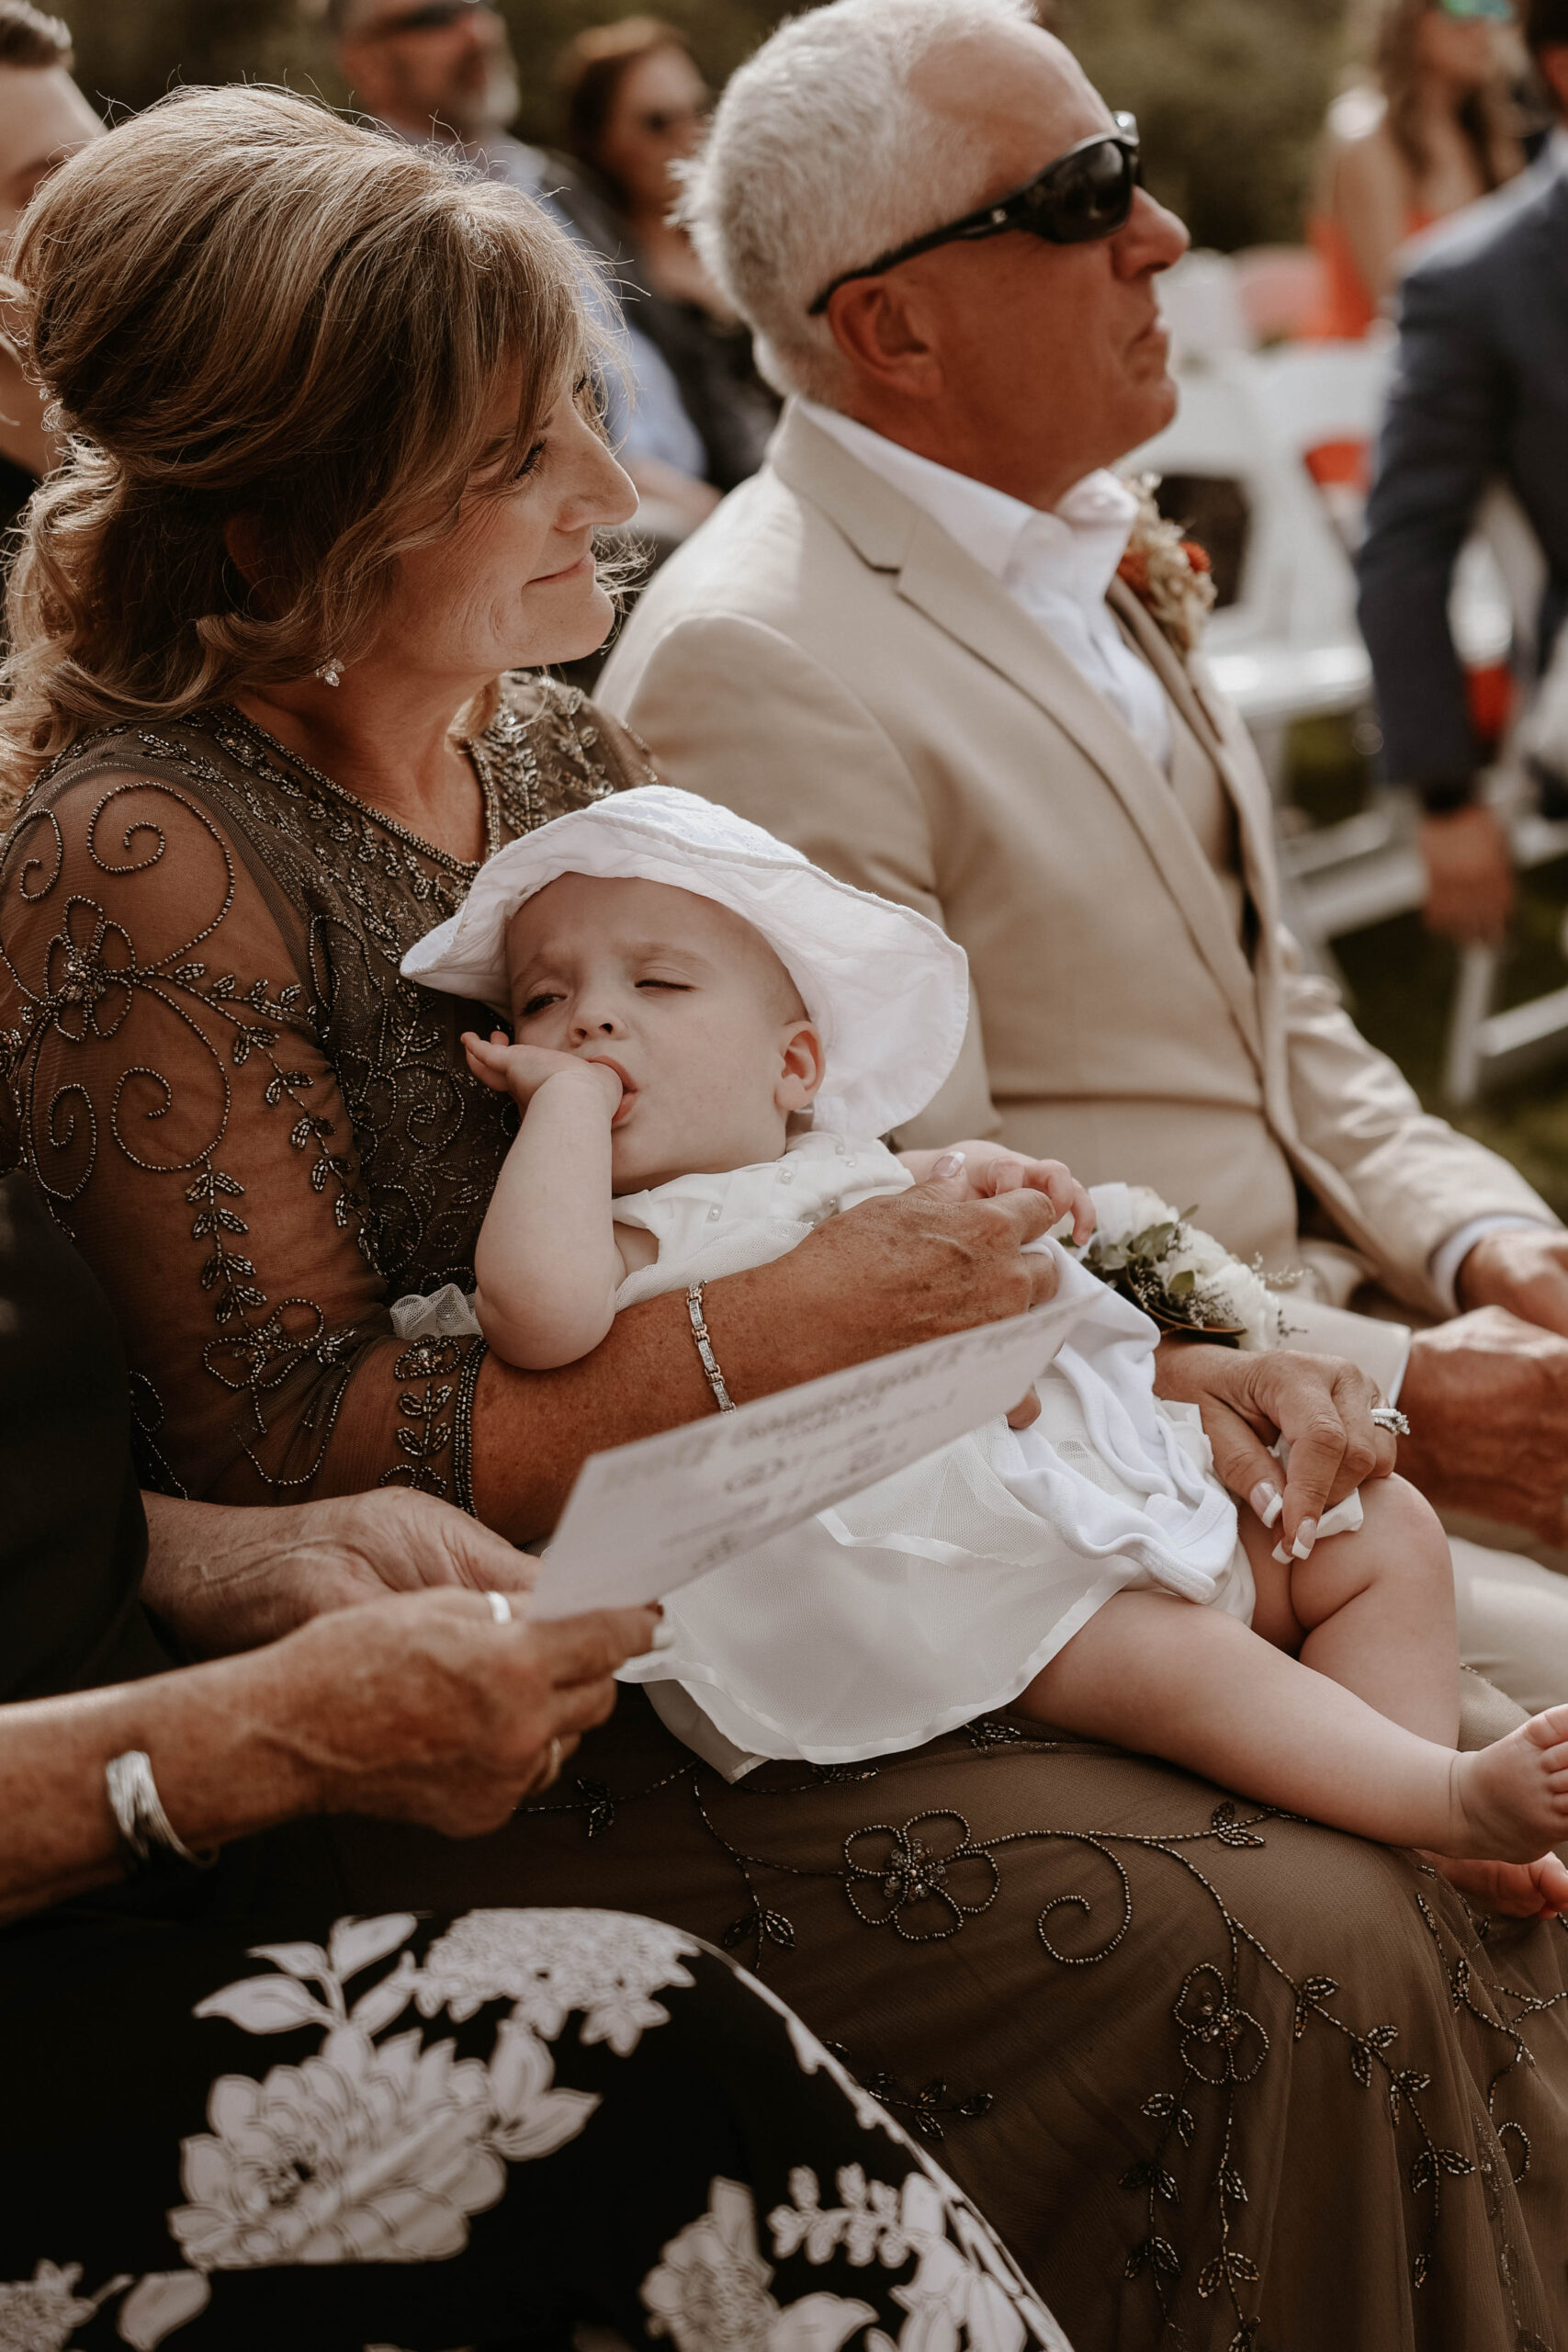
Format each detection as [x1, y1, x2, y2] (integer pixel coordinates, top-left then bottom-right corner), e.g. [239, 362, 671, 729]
[1116, 474, 1217, 658]
[1078, 1183, 1292, 1352]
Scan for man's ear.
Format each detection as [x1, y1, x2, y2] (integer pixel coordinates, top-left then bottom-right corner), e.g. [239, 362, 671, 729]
[825, 278, 944, 401]
[776, 1021, 825, 1114]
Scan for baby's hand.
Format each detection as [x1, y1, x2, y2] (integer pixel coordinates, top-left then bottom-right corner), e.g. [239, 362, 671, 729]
[462, 1031, 624, 1117]
[913, 1140, 1096, 1244]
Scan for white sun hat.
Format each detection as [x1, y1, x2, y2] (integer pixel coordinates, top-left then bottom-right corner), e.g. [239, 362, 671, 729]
[400, 785, 970, 1137]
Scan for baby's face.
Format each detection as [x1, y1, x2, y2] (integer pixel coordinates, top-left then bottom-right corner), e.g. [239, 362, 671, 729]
[505, 873, 822, 1192]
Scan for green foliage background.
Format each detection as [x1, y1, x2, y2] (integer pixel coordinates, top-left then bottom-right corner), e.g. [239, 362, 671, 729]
[58, 0, 1348, 253]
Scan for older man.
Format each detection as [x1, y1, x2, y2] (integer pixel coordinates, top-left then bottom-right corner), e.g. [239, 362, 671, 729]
[601, 0, 1568, 1712]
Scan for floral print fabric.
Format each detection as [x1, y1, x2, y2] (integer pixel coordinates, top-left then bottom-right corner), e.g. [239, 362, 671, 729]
[0, 1906, 1068, 2352]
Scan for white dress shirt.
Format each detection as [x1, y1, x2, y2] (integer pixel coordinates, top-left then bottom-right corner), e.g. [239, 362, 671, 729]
[799, 401, 1173, 774]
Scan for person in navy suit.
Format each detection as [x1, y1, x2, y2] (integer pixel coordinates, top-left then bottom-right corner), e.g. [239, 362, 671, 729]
[1358, 0, 1568, 944]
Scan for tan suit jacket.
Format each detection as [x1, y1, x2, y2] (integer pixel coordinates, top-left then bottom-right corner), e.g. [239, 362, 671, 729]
[599, 403, 1553, 1349]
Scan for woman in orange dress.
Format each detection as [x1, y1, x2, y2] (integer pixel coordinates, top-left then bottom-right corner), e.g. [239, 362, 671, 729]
[1311, 0, 1526, 337]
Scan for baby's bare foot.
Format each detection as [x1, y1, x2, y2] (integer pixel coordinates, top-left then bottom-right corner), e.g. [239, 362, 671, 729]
[1445, 1702, 1568, 1862]
[1419, 1852, 1568, 1919]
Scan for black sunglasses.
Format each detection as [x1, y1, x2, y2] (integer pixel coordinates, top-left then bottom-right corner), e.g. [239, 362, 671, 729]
[807, 114, 1144, 316]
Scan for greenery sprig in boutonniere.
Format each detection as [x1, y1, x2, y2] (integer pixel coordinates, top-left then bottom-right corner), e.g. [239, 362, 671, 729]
[1116, 473, 1216, 657]
[1075, 1184, 1293, 1352]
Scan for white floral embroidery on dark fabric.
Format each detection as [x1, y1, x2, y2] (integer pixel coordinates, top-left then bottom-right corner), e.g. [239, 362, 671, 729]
[412, 1907, 699, 2054]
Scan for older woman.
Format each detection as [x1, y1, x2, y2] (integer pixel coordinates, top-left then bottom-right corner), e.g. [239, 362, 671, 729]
[1, 87, 1566, 2350]
[0, 1170, 1059, 2347]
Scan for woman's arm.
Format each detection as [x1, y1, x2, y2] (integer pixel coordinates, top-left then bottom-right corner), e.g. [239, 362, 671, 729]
[0, 1589, 657, 1922]
[464, 1037, 626, 1368]
[139, 1484, 541, 1657]
[472, 1173, 1063, 1542]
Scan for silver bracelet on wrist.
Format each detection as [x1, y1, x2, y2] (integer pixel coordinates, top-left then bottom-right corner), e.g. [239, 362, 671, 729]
[106, 1749, 217, 1878]
[685, 1283, 737, 1413]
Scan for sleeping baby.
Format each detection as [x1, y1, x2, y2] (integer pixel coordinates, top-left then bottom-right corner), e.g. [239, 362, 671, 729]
[397, 786, 1568, 1918]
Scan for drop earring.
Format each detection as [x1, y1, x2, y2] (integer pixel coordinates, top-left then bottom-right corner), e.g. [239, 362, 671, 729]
[315, 656, 344, 688]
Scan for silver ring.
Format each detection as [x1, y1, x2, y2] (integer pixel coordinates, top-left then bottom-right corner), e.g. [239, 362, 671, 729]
[539, 1735, 564, 1791]
[1370, 1406, 1411, 1438]
[484, 1589, 513, 1625]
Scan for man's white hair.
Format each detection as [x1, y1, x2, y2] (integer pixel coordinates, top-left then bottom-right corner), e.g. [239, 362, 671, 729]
[679, 0, 1037, 404]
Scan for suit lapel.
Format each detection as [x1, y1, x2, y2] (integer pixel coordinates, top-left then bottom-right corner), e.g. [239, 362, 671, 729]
[889, 513, 1268, 1069]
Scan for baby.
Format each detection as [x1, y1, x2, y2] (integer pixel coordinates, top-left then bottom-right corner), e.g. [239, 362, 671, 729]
[400, 786, 1568, 1918]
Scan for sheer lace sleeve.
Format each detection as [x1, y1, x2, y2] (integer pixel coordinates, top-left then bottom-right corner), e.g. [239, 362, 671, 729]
[0, 767, 482, 1504]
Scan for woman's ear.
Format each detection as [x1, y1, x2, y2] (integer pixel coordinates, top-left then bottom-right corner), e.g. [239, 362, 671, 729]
[776, 1021, 825, 1114]
[222, 513, 263, 587]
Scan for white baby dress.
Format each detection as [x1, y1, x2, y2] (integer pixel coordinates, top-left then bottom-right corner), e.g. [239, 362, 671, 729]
[394, 1128, 1259, 1767]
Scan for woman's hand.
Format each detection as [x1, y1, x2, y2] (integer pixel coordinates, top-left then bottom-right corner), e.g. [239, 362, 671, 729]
[463, 1029, 624, 1116]
[141, 1487, 541, 1659]
[900, 1142, 1096, 1244]
[0, 1590, 661, 1920]
[1155, 1342, 1397, 1559]
[243, 1589, 658, 1837]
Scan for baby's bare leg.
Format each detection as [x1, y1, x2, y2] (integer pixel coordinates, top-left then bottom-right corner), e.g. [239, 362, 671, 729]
[1021, 1592, 1467, 1845]
[1248, 1473, 1460, 1747]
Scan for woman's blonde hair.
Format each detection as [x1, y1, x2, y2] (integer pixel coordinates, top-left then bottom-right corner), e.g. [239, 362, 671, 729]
[0, 84, 608, 809]
[1364, 0, 1520, 184]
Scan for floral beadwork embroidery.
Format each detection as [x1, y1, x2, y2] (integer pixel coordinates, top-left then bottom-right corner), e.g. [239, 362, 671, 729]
[0, 679, 654, 1506]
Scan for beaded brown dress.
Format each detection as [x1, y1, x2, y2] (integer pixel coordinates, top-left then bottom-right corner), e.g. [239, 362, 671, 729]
[0, 678, 655, 1509]
[4, 682, 1568, 2351]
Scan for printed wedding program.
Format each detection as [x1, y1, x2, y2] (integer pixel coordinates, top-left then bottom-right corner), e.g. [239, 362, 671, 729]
[527, 1291, 1096, 1619]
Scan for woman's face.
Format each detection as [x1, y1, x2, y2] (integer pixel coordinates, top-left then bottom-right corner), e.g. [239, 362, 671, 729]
[370, 379, 638, 687]
[594, 45, 710, 214]
[1416, 5, 1512, 91]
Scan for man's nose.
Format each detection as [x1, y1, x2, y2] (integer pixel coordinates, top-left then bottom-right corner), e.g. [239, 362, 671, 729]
[1115, 187, 1190, 277]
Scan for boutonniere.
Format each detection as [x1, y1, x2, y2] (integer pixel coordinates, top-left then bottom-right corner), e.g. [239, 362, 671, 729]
[1074, 1186, 1295, 1352]
[1116, 473, 1216, 658]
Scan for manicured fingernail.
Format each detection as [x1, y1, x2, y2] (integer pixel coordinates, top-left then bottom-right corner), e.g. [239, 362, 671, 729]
[1271, 1542, 1292, 1566]
[1292, 1519, 1318, 1560]
[933, 1151, 966, 1179]
[650, 1620, 675, 1650]
[1250, 1481, 1283, 1528]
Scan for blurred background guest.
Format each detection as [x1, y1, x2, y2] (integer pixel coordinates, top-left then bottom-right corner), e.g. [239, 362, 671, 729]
[1309, 0, 1526, 338]
[1358, 0, 1568, 942]
[329, 0, 718, 537]
[557, 15, 778, 494]
[0, 1, 98, 541]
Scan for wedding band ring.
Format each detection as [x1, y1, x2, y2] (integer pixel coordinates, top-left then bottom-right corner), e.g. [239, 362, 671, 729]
[540, 1736, 564, 1791]
[1370, 1406, 1411, 1438]
[484, 1589, 513, 1625]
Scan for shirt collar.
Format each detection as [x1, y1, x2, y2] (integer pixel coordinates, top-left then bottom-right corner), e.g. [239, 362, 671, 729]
[796, 397, 1140, 608]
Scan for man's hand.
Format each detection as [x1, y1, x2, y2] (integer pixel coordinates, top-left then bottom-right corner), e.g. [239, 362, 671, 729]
[1154, 1342, 1396, 1558]
[1398, 1307, 1568, 1544]
[462, 1029, 623, 1116]
[1419, 804, 1515, 946]
[1457, 1227, 1568, 1337]
[141, 1487, 538, 1660]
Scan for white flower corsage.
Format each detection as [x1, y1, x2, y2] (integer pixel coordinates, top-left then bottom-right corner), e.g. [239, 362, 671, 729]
[1116, 474, 1217, 657]
[1077, 1184, 1291, 1352]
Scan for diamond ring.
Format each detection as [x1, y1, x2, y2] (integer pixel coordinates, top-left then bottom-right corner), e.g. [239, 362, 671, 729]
[484, 1589, 513, 1625]
[1370, 1405, 1411, 1438]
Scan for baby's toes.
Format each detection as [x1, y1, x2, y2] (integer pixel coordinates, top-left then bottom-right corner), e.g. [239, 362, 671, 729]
[1525, 1702, 1568, 1757]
